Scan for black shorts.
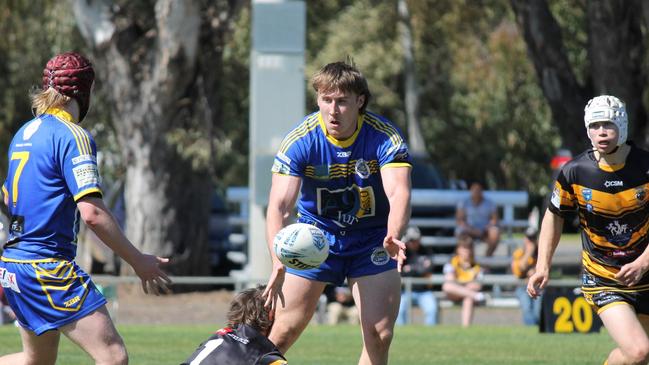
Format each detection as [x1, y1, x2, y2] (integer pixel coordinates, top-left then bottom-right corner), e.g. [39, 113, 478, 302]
[581, 272, 649, 315]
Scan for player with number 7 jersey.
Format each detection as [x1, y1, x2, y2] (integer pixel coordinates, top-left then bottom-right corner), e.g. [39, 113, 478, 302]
[0, 52, 170, 365]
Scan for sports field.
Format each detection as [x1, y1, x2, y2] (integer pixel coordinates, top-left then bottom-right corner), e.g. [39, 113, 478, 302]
[0, 323, 611, 364]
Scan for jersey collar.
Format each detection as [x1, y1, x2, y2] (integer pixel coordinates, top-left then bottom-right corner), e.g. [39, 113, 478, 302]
[45, 107, 77, 123]
[318, 113, 363, 148]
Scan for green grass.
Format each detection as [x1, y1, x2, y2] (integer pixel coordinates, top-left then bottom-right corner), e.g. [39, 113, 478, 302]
[0, 324, 612, 364]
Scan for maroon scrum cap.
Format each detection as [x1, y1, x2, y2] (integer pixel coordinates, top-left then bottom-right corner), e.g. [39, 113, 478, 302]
[42, 52, 95, 122]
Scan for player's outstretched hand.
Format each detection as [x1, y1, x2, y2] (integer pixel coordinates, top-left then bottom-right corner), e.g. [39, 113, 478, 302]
[383, 235, 407, 272]
[133, 254, 172, 295]
[263, 263, 286, 318]
[616, 259, 649, 287]
[526, 271, 548, 299]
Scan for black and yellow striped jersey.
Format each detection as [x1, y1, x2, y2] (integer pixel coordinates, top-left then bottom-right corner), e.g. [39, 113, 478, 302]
[549, 142, 649, 287]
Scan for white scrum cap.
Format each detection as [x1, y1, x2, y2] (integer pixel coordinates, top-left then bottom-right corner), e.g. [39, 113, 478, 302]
[584, 95, 628, 146]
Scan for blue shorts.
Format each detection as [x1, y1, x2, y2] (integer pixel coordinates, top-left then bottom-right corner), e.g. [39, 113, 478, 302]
[286, 227, 397, 286]
[0, 258, 107, 335]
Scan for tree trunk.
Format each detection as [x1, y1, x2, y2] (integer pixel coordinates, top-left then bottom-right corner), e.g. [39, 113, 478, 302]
[511, 0, 647, 153]
[510, 0, 589, 155]
[587, 0, 646, 146]
[73, 0, 212, 276]
[398, 0, 426, 156]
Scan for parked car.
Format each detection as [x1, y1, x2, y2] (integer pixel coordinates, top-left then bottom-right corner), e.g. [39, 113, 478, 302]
[208, 191, 244, 280]
[410, 154, 459, 236]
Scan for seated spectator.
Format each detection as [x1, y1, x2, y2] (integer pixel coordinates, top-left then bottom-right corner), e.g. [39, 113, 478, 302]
[181, 285, 287, 365]
[325, 285, 359, 325]
[396, 226, 438, 326]
[442, 234, 485, 327]
[456, 181, 501, 256]
[511, 226, 541, 326]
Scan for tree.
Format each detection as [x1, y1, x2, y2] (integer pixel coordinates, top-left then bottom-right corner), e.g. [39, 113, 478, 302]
[511, 0, 647, 153]
[398, 0, 426, 155]
[72, 0, 244, 276]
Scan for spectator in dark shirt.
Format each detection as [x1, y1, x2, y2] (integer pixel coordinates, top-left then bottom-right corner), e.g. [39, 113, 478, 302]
[396, 226, 438, 325]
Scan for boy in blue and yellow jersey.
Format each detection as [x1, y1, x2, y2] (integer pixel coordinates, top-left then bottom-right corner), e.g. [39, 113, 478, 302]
[528, 95, 649, 365]
[263, 61, 411, 364]
[0, 52, 171, 365]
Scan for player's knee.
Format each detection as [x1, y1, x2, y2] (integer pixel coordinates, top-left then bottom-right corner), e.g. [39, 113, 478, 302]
[364, 326, 394, 352]
[100, 342, 128, 365]
[624, 342, 649, 364]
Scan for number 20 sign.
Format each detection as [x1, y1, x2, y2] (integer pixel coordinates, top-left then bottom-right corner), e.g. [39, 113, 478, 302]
[540, 287, 603, 333]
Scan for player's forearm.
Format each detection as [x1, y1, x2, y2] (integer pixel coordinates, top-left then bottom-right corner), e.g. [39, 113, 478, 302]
[535, 209, 563, 273]
[386, 188, 411, 239]
[79, 199, 142, 267]
[265, 206, 287, 265]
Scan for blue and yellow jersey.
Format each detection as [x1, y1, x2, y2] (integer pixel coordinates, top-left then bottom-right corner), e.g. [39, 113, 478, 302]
[2, 108, 102, 261]
[549, 142, 649, 289]
[271, 111, 411, 233]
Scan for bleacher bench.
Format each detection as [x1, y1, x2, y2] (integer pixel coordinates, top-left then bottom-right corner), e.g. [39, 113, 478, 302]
[410, 189, 529, 255]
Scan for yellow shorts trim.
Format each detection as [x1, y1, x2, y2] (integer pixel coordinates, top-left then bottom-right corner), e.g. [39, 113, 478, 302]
[1, 256, 65, 264]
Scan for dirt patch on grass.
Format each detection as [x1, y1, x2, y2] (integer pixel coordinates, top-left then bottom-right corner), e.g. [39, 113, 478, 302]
[110, 288, 235, 325]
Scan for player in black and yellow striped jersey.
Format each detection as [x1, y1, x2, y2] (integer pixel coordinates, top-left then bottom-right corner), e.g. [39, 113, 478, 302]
[528, 95, 649, 365]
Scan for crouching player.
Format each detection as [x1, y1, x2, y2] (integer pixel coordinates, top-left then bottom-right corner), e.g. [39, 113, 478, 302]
[181, 286, 287, 365]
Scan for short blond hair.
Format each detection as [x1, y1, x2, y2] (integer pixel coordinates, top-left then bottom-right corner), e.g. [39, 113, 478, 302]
[311, 61, 371, 113]
[30, 87, 70, 117]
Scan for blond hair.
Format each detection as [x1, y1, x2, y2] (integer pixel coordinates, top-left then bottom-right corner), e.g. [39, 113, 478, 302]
[30, 87, 70, 117]
[311, 61, 371, 113]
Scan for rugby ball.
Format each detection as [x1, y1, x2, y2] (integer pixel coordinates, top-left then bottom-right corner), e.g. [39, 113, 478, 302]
[273, 223, 329, 270]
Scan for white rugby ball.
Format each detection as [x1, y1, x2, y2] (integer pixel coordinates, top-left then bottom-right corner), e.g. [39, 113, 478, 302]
[273, 223, 329, 270]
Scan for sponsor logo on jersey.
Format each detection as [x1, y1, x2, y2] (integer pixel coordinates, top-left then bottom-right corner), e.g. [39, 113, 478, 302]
[317, 185, 376, 228]
[226, 332, 250, 345]
[64, 295, 81, 308]
[636, 188, 646, 202]
[23, 119, 42, 140]
[370, 247, 390, 266]
[0, 268, 20, 293]
[271, 160, 290, 175]
[385, 143, 407, 157]
[337, 151, 351, 158]
[71, 154, 97, 165]
[586, 203, 593, 212]
[72, 164, 99, 188]
[581, 273, 596, 286]
[550, 188, 560, 208]
[277, 151, 292, 165]
[10, 215, 24, 234]
[604, 180, 623, 188]
[393, 151, 409, 162]
[606, 220, 631, 246]
[607, 249, 635, 258]
[355, 159, 370, 179]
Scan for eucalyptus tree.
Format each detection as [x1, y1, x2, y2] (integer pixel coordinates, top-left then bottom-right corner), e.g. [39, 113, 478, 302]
[511, 0, 648, 153]
[72, 0, 245, 275]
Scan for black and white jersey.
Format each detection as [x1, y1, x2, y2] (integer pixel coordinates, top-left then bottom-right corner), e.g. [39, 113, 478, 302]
[181, 325, 287, 365]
